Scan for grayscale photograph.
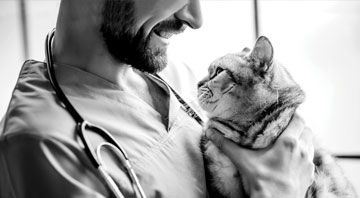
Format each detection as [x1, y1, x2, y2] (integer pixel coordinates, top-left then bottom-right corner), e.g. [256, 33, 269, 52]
[0, 0, 359, 197]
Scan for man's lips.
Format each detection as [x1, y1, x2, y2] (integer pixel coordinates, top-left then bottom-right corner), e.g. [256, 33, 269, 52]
[153, 27, 185, 39]
[154, 29, 173, 39]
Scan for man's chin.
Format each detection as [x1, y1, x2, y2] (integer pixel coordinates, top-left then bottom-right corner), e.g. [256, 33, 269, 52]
[128, 48, 168, 74]
[102, 29, 169, 73]
[140, 33, 169, 73]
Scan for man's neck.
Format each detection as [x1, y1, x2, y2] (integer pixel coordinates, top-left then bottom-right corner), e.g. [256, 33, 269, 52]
[52, 0, 170, 127]
[54, 28, 171, 126]
[53, 0, 134, 88]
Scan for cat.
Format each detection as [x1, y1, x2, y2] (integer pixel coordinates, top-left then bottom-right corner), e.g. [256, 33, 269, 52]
[198, 36, 357, 198]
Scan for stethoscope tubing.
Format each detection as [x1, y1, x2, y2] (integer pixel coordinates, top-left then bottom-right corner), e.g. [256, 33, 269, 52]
[45, 29, 147, 198]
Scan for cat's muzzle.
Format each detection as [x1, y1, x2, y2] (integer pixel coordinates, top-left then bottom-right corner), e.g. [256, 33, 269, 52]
[198, 86, 213, 100]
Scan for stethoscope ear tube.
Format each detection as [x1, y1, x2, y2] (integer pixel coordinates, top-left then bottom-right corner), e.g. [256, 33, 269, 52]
[45, 29, 84, 124]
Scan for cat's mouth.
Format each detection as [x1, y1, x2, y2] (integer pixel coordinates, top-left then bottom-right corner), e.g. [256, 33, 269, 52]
[198, 86, 213, 100]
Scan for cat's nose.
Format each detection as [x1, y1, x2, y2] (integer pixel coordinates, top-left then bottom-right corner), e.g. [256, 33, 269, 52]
[197, 79, 206, 88]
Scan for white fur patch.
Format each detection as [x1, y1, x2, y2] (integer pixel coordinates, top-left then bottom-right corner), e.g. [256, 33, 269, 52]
[205, 141, 245, 198]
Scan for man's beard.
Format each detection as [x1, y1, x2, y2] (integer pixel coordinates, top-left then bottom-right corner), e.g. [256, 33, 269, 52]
[100, 0, 185, 73]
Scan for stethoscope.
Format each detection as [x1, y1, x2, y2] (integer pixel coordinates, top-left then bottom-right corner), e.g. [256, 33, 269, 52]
[45, 29, 203, 198]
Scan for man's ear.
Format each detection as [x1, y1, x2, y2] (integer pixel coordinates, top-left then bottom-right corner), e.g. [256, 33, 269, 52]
[249, 36, 274, 72]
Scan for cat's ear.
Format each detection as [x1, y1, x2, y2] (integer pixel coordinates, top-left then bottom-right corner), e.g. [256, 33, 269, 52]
[249, 36, 274, 72]
[242, 47, 251, 53]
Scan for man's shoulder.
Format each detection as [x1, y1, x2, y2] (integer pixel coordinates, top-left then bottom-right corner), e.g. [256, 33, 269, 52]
[17, 59, 48, 79]
[0, 60, 74, 140]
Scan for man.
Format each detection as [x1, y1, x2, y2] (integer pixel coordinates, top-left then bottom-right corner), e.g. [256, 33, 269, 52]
[0, 0, 314, 197]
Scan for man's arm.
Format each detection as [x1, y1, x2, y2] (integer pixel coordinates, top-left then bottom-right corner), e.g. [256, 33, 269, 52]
[206, 115, 315, 198]
[0, 133, 109, 198]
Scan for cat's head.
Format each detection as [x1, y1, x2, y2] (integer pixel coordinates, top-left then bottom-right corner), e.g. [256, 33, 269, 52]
[197, 36, 304, 124]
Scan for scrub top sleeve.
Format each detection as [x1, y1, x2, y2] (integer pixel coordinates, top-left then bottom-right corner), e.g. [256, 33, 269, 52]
[0, 133, 108, 198]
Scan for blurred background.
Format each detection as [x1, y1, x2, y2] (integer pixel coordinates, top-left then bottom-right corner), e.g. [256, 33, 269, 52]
[0, 0, 359, 192]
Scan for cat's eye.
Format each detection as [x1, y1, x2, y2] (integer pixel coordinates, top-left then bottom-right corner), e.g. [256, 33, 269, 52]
[215, 67, 224, 75]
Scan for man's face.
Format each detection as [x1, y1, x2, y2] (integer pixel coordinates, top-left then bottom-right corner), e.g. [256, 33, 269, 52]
[100, 0, 202, 73]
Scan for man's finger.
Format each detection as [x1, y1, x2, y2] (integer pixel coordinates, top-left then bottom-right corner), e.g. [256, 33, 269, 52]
[299, 127, 314, 147]
[298, 127, 315, 161]
[205, 128, 259, 173]
[271, 115, 305, 157]
[279, 114, 305, 140]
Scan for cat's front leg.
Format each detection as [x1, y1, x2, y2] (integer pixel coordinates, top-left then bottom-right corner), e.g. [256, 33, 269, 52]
[204, 126, 247, 198]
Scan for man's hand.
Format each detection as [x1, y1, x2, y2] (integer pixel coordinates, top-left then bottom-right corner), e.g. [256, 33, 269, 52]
[206, 115, 315, 198]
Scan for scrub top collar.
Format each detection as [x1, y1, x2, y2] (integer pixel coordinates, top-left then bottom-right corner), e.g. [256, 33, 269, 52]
[53, 62, 182, 131]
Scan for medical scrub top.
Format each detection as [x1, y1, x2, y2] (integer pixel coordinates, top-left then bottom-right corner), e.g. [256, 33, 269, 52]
[0, 60, 208, 198]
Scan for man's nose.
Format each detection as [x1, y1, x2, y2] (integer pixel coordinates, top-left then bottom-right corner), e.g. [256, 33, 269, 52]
[175, 0, 203, 29]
